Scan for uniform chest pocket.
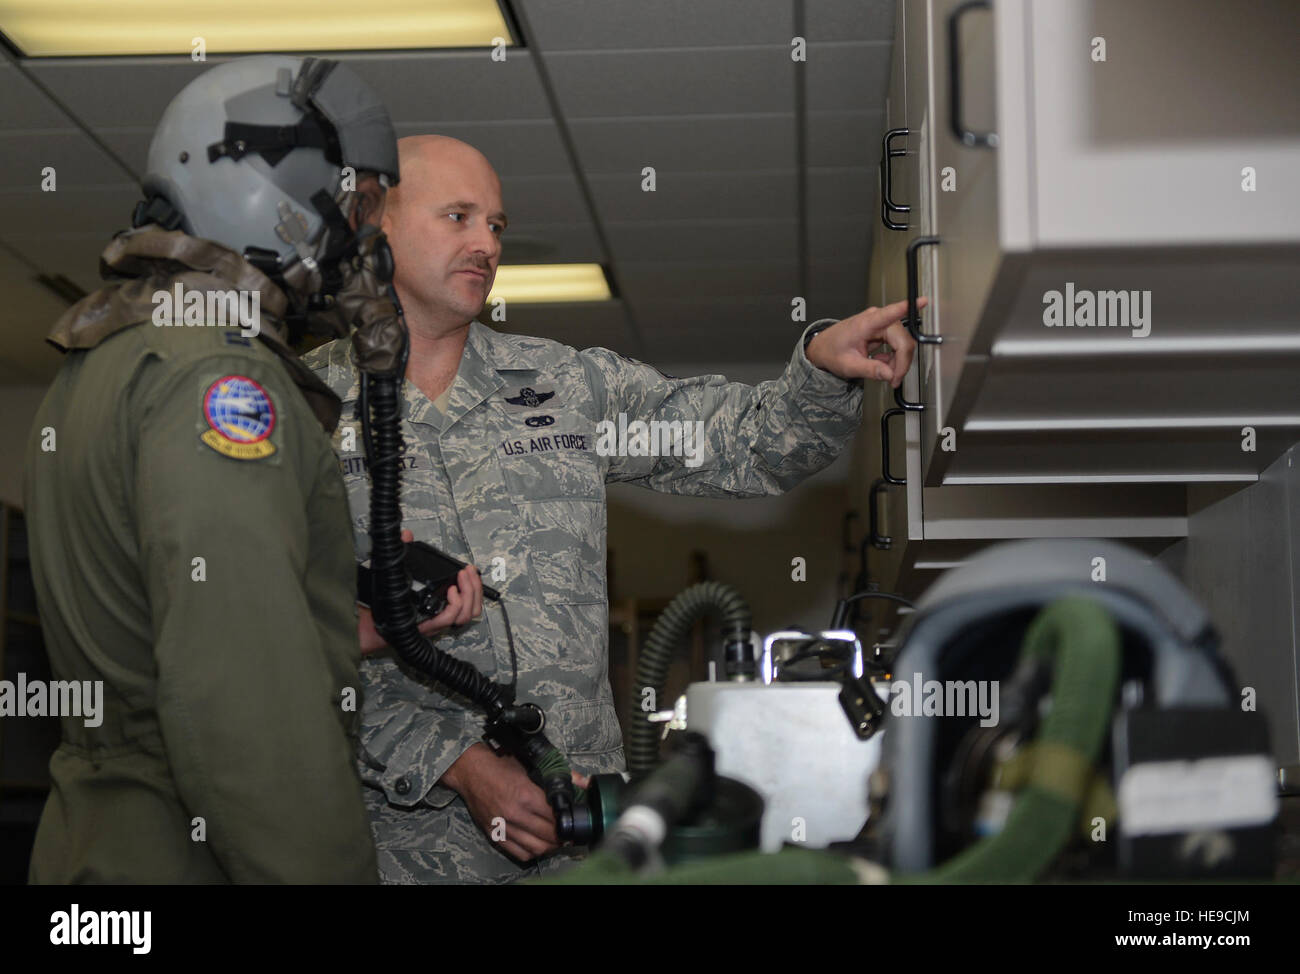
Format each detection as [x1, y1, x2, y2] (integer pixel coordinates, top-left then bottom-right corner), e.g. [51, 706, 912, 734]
[499, 449, 606, 605]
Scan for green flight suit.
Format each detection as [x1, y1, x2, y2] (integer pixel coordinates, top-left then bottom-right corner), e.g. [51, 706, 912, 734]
[23, 228, 377, 883]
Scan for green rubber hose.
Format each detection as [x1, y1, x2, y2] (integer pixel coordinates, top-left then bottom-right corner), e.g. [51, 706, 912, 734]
[898, 596, 1122, 884]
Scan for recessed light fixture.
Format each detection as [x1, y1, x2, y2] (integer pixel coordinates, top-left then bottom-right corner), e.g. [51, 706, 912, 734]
[487, 264, 612, 305]
[0, 0, 514, 57]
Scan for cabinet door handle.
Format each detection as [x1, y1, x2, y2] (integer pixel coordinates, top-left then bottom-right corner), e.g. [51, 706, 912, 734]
[948, 0, 999, 148]
[880, 128, 911, 231]
[869, 478, 893, 549]
[881, 407, 906, 485]
[905, 236, 943, 345]
[894, 385, 925, 412]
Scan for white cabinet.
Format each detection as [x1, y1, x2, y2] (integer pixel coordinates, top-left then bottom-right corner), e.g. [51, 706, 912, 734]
[871, 0, 1300, 488]
[851, 0, 1300, 611]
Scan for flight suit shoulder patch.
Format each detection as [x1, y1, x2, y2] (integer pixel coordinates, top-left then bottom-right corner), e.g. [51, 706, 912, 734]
[198, 373, 279, 461]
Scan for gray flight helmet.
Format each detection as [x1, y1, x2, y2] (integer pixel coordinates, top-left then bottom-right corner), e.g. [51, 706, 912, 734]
[139, 54, 399, 276]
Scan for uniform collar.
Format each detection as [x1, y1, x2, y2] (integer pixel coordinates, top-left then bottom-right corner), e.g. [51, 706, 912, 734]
[412, 321, 535, 432]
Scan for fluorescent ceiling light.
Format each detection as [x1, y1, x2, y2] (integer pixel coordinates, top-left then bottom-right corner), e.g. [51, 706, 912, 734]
[488, 264, 612, 305]
[0, 0, 513, 57]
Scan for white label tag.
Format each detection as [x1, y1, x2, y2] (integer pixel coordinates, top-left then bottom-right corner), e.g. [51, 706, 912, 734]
[1118, 755, 1277, 836]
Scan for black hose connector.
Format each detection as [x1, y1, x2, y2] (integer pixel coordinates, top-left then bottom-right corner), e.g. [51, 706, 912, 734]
[603, 732, 716, 869]
[627, 581, 752, 778]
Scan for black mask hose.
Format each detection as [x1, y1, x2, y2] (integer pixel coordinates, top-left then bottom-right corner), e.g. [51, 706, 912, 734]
[358, 356, 588, 841]
[362, 371, 508, 714]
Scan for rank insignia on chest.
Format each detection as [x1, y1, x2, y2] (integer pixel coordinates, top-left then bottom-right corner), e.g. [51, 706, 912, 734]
[505, 387, 555, 409]
[199, 375, 277, 460]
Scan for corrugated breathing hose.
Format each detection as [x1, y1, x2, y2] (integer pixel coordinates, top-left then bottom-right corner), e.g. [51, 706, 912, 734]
[626, 581, 753, 778]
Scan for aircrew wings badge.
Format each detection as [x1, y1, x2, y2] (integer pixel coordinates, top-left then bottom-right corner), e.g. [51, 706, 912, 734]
[200, 375, 277, 460]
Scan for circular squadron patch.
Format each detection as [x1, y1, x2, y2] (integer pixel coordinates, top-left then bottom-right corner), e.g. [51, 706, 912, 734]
[200, 375, 277, 460]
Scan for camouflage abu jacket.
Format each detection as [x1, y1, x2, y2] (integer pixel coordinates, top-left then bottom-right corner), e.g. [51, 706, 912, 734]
[303, 319, 862, 878]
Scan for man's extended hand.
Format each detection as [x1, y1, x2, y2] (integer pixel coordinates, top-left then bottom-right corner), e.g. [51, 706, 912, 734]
[357, 530, 484, 655]
[440, 742, 560, 862]
[804, 297, 927, 388]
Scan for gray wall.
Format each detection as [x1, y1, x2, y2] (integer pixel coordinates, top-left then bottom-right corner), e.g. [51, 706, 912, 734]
[1159, 446, 1300, 769]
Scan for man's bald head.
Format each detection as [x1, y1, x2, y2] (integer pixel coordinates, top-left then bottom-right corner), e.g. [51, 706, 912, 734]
[380, 134, 508, 335]
[386, 135, 502, 216]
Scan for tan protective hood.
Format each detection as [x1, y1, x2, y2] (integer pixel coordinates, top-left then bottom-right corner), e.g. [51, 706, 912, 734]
[46, 227, 342, 432]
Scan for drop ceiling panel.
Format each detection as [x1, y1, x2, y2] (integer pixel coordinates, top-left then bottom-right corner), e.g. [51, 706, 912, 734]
[589, 170, 795, 222]
[25, 51, 553, 132]
[808, 110, 883, 168]
[500, 174, 596, 225]
[809, 218, 870, 267]
[619, 261, 799, 301]
[806, 41, 892, 112]
[0, 130, 131, 188]
[633, 294, 797, 332]
[805, 0, 896, 42]
[543, 49, 794, 117]
[0, 62, 77, 129]
[808, 265, 868, 306]
[604, 220, 798, 263]
[499, 223, 605, 264]
[569, 115, 796, 174]
[808, 166, 874, 220]
[520, 0, 792, 49]
[338, 52, 554, 121]
[23, 58, 216, 129]
[3, 185, 138, 235]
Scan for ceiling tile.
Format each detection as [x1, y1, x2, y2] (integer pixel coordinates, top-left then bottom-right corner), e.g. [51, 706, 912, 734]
[618, 260, 799, 301]
[25, 51, 553, 133]
[809, 217, 870, 266]
[0, 62, 77, 130]
[589, 170, 795, 222]
[806, 41, 891, 112]
[807, 109, 883, 168]
[521, 0, 793, 50]
[0, 130, 133, 188]
[632, 294, 798, 333]
[605, 219, 798, 263]
[805, 0, 896, 42]
[24, 57, 214, 130]
[500, 174, 593, 225]
[498, 223, 605, 264]
[570, 114, 796, 174]
[4, 185, 138, 236]
[808, 166, 874, 219]
[544, 49, 794, 116]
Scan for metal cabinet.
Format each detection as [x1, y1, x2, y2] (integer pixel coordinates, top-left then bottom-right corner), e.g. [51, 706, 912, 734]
[872, 0, 1300, 489]
[848, 0, 1300, 619]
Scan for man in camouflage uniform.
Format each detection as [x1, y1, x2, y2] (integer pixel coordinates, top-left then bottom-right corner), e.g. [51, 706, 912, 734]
[305, 135, 919, 883]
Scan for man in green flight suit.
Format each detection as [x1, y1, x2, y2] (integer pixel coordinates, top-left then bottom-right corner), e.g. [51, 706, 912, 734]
[24, 55, 401, 883]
